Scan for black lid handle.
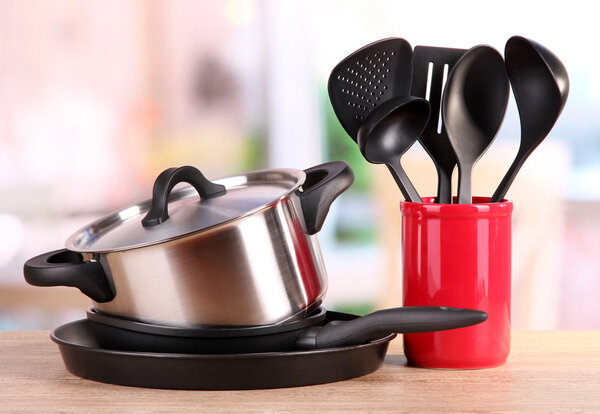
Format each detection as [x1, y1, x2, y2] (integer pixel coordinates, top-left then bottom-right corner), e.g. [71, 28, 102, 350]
[142, 166, 226, 227]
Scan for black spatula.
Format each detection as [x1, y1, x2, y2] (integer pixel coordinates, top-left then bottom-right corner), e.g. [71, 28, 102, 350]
[328, 38, 413, 141]
[411, 46, 467, 203]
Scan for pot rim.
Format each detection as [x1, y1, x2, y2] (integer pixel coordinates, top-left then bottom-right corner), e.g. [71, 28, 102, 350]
[65, 168, 306, 253]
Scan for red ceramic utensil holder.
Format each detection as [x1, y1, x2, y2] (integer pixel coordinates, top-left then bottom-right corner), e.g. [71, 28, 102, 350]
[401, 197, 513, 369]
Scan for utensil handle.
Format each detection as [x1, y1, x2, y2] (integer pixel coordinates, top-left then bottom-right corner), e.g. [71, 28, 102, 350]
[457, 163, 472, 204]
[436, 163, 454, 204]
[23, 249, 114, 303]
[387, 163, 422, 203]
[141, 166, 226, 227]
[313, 306, 487, 349]
[491, 152, 527, 202]
[296, 161, 354, 235]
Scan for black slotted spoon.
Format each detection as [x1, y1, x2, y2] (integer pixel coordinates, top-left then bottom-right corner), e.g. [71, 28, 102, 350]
[410, 46, 467, 204]
[328, 38, 413, 141]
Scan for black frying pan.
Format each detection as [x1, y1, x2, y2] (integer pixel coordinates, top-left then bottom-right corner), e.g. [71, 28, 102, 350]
[86, 306, 487, 354]
[52, 316, 395, 389]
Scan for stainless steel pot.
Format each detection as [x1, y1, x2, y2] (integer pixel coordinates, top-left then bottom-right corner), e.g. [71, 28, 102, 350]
[24, 161, 354, 327]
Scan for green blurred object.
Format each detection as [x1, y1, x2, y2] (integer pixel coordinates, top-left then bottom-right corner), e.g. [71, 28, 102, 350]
[323, 90, 373, 194]
[335, 223, 377, 244]
[322, 87, 377, 246]
[239, 128, 268, 171]
[330, 302, 376, 316]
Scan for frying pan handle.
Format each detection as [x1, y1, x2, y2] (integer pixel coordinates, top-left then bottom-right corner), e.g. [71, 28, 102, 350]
[141, 166, 226, 227]
[23, 249, 115, 303]
[296, 161, 354, 235]
[312, 306, 488, 349]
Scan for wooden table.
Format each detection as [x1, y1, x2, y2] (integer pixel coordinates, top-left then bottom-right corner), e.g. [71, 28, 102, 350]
[1, 330, 599, 413]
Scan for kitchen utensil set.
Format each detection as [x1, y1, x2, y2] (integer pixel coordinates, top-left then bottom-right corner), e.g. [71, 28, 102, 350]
[23, 34, 568, 390]
[25, 160, 488, 389]
[329, 35, 569, 203]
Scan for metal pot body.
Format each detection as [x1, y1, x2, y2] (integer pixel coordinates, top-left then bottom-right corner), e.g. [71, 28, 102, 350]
[24, 162, 354, 327]
[91, 195, 327, 326]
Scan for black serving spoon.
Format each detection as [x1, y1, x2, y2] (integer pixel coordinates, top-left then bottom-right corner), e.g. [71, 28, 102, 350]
[442, 45, 510, 204]
[356, 96, 430, 202]
[490, 36, 569, 202]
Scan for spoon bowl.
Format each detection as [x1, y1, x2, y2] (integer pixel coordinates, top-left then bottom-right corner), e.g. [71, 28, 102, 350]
[357, 96, 430, 202]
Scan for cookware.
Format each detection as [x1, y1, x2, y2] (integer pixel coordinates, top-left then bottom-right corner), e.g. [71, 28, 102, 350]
[442, 45, 510, 204]
[51, 312, 396, 390]
[85, 305, 487, 354]
[328, 37, 413, 142]
[24, 161, 354, 327]
[410, 46, 467, 204]
[490, 36, 569, 202]
[356, 96, 430, 202]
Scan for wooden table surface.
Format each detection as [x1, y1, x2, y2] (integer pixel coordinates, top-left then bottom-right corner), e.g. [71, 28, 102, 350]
[1, 330, 599, 413]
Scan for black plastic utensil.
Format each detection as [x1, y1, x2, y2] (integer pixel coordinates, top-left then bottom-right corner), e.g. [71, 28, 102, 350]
[86, 306, 487, 354]
[356, 96, 430, 202]
[442, 45, 510, 204]
[490, 36, 569, 202]
[411, 46, 467, 204]
[328, 37, 413, 142]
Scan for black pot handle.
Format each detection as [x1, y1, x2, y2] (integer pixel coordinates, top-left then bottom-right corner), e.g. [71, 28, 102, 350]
[23, 249, 115, 303]
[296, 161, 354, 235]
[141, 166, 226, 227]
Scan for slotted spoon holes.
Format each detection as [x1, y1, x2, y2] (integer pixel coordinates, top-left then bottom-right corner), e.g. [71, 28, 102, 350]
[334, 47, 398, 126]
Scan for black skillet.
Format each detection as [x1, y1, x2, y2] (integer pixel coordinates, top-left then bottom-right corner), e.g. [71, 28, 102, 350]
[85, 305, 487, 354]
[52, 312, 394, 390]
[53, 307, 486, 390]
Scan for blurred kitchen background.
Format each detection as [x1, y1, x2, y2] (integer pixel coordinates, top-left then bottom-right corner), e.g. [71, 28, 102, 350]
[1, 0, 598, 330]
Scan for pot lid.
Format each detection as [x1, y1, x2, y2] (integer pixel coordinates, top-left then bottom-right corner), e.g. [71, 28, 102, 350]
[65, 166, 306, 253]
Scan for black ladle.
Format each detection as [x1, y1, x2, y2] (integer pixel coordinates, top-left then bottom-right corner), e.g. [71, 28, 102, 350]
[442, 45, 510, 204]
[357, 96, 430, 202]
[86, 306, 487, 354]
[490, 36, 569, 202]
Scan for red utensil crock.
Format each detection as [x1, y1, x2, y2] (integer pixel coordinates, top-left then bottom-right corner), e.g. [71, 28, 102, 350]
[401, 196, 513, 369]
